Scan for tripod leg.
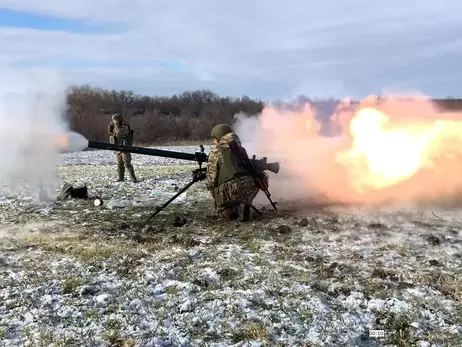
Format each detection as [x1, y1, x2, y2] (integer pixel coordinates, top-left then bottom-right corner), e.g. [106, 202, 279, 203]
[142, 178, 197, 227]
[249, 204, 262, 215]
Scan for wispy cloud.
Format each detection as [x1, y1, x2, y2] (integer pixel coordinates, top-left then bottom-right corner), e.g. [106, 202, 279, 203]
[11, 58, 190, 70]
[0, 0, 461, 100]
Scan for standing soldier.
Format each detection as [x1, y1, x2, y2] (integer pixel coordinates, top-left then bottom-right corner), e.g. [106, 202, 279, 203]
[108, 113, 138, 183]
[206, 124, 261, 222]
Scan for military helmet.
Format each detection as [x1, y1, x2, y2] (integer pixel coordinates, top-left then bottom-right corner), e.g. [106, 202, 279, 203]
[211, 124, 233, 140]
[112, 113, 123, 122]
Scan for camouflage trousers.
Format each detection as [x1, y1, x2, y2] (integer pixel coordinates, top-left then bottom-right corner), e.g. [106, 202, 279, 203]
[115, 152, 137, 181]
[116, 151, 132, 168]
[211, 175, 260, 213]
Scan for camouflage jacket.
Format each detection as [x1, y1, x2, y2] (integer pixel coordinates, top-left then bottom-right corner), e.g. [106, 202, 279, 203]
[109, 122, 131, 145]
[206, 132, 249, 189]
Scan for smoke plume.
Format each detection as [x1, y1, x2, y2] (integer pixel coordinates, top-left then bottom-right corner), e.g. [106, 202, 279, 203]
[0, 68, 69, 201]
[233, 94, 462, 207]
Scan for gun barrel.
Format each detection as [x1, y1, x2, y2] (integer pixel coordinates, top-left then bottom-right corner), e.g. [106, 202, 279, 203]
[87, 141, 207, 162]
[86, 141, 279, 174]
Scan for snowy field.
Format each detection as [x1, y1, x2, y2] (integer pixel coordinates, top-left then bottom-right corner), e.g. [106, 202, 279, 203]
[0, 147, 461, 347]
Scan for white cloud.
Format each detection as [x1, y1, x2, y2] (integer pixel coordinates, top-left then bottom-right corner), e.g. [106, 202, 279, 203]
[0, 0, 461, 100]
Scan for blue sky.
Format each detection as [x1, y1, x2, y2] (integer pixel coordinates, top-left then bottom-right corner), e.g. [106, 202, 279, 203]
[0, 1, 461, 100]
[0, 8, 101, 33]
[0, 8, 189, 72]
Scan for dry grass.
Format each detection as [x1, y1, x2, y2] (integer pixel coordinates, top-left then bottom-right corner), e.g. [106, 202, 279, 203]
[19, 233, 146, 263]
[232, 321, 270, 343]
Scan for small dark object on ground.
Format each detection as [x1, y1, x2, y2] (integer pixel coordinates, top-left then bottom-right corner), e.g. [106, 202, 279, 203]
[141, 224, 165, 234]
[276, 225, 291, 234]
[428, 259, 440, 266]
[57, 183, 89, 201]
[70, 187, 88, 198]
[173, 216, 187, 227]
[426, 234, 441, 246]
[368, 222, 387, 229]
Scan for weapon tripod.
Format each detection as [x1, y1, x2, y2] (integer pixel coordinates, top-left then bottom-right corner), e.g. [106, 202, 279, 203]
[142, 145, 208, 226]
[141, 145, 263, 227]
[141, 168, 207, 226]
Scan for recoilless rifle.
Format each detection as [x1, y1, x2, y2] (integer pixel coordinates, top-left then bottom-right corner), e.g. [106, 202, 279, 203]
[87, 141, 280, 224]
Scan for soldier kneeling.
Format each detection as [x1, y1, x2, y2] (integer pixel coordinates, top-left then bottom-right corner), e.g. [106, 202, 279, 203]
[206, 124, 260, 222]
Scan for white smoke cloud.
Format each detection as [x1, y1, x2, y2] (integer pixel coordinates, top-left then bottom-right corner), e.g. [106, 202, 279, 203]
[0, 67, 69, 201]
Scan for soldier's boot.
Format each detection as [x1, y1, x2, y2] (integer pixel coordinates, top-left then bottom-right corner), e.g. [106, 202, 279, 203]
[237, 203, 251, 222]
[126, 165, 138, 183]
[221, 207, 238, 220]
[117, 166, 125, 182]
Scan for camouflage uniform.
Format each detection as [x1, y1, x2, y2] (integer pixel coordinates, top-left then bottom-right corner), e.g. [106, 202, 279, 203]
[108, 113, 138, 182]
[206, 124, 260, 221]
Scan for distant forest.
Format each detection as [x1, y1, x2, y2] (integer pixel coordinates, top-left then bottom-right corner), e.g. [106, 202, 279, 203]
[66, 84, 462, 145]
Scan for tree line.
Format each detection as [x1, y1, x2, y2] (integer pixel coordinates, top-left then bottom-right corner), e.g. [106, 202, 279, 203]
[66, 85, 462, 145]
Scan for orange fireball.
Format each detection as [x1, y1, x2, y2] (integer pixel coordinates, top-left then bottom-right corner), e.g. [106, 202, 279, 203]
[251, 94, 462, 205]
